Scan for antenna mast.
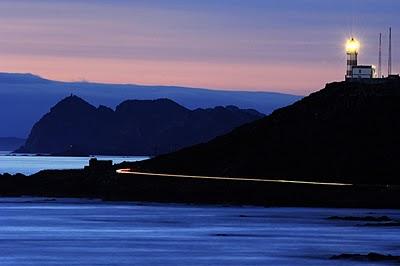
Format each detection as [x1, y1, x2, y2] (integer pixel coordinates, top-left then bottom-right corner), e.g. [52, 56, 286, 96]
[379, 33, 382, 78]
[388, 27, 392, 76]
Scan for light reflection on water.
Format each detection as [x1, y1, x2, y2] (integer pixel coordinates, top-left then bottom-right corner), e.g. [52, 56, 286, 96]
[0, 198, 398, 265]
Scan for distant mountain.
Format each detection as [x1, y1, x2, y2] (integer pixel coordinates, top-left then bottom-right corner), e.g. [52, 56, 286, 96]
[0, 73, 301, 138]
[16, 96, 264, 155]
[131, 79, 400, 185]
[0, 137, 25, 151]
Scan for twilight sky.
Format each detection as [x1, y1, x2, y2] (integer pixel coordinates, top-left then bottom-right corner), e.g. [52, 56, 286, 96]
[0, 0, 398, 94]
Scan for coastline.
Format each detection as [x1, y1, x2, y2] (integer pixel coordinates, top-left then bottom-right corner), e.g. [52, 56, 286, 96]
[0, 164, 399, 209]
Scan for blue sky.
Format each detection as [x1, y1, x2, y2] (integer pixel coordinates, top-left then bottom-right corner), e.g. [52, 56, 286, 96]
[0, 0, 398, 94]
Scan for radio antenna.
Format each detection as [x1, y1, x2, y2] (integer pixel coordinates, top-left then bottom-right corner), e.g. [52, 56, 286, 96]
[388, 27, 392, 76]
[379, 33, 382, 78]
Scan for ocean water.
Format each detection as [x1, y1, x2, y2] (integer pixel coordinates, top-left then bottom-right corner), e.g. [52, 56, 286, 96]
[0, 198, 398, 265]
[1, 154, 399, 265]
[0, 151, 148, 175]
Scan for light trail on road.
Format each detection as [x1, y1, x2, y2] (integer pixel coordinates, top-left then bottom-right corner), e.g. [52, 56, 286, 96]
[116, 169, 353, 186]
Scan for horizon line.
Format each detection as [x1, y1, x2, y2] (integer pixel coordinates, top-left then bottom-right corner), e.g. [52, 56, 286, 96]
[0, 71, 307, 96]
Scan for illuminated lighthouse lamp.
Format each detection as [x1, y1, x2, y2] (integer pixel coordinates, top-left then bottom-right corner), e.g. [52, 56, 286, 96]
[346, 38, 360, 54]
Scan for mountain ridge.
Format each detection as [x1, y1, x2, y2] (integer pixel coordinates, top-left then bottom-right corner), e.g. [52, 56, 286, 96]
[17, 95, 264, 156]
[0, 72, 302, 137]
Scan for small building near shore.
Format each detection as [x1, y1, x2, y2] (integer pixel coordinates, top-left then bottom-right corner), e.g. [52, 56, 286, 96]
[84, 158, 113, 172]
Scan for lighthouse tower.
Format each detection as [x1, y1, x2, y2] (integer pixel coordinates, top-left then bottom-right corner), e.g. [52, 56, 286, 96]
[345, 38, 360, 80]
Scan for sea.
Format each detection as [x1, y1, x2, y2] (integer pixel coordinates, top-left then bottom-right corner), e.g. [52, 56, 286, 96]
[0, 153, 399, 265]
[0, 151, 148, 175]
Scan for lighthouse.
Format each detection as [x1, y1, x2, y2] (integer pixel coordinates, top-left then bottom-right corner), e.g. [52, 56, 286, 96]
[345, 38, 360, 80]
[345, 37, 377, 80]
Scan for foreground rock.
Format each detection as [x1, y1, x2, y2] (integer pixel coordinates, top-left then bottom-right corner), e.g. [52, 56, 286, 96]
[360, 222, 400, 227]
[327, 216, 393, 222]
[330, 252, 400, 263]
[327, 215, 400, 227]
[1, 159, 400, 208]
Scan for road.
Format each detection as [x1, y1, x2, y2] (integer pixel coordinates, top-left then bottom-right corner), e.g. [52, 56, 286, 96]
[116, 169, 353, 186]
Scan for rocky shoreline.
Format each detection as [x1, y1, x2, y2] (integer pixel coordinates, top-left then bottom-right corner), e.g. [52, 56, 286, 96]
[0, 159, 400, 208]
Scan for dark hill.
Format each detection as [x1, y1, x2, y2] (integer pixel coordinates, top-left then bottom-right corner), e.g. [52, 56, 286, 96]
[131, 80, 400, 185]
[16, 96, 263, 156]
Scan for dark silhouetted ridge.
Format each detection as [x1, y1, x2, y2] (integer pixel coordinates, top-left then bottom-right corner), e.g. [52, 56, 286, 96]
[132, 80, 400, 185]
[16, 96, 263, 155]
[50, 95, 97, 113]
